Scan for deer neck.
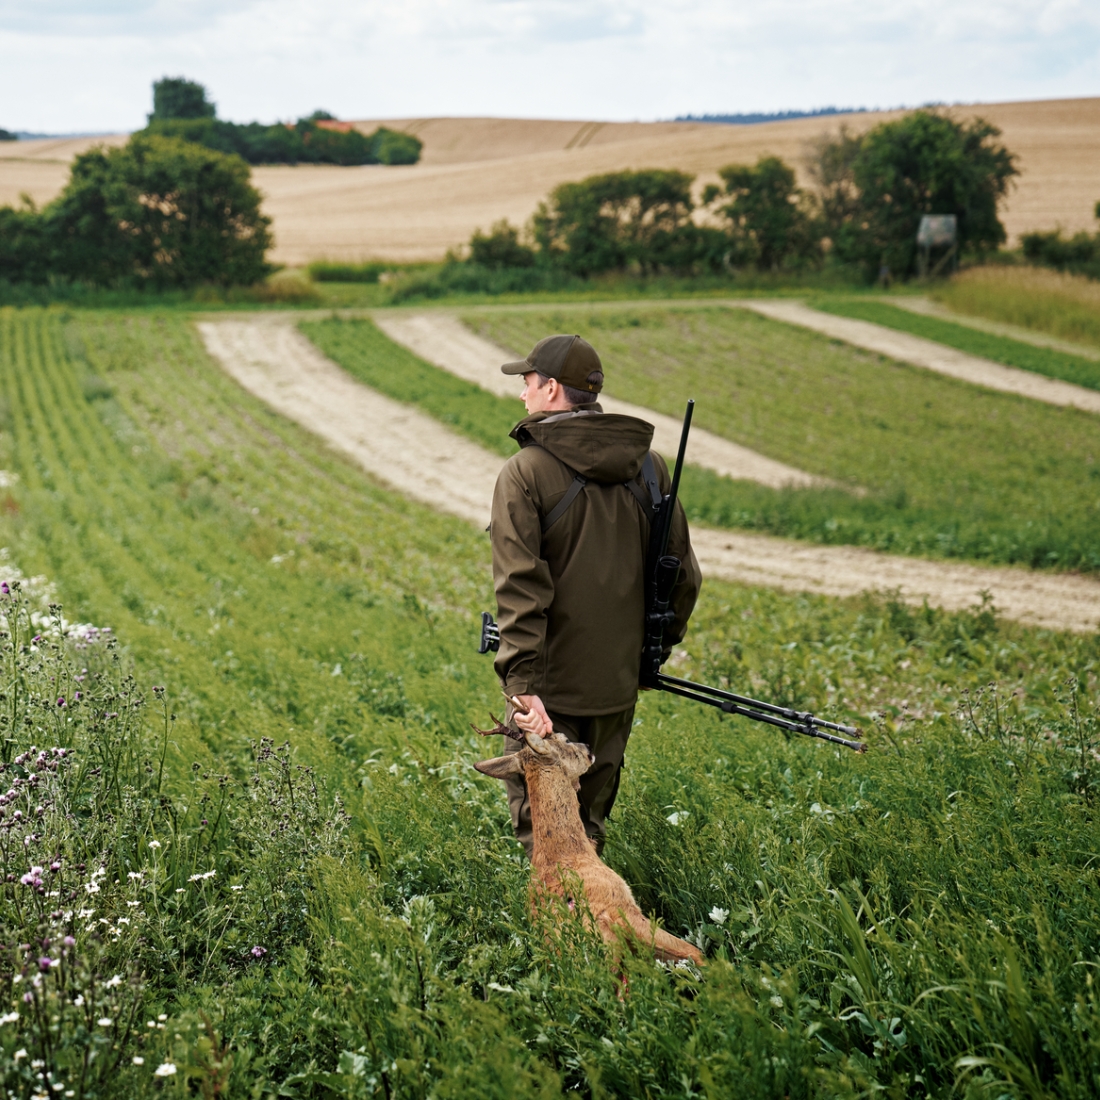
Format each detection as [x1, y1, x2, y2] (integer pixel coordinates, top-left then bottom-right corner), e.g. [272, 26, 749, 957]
[525, 762, 592, 864]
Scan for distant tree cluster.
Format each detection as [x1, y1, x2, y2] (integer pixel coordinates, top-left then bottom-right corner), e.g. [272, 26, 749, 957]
[459, 109, 1018, 281]
[0, 128, 16, 142]
[144, 78, 422, 166]
[0, 135, 272, 288]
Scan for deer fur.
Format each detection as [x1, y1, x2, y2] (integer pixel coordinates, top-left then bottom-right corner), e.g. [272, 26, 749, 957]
[475, 730, 704, 966]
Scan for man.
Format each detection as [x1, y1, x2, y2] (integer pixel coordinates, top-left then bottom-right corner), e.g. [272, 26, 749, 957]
[490, 333, 700, 857]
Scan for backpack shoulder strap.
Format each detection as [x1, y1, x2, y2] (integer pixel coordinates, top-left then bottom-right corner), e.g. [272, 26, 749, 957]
[624, 452, 662, 517]
[541, 473, 588, 533]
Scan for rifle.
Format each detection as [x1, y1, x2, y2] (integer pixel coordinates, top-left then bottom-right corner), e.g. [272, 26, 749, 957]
[478, 401, 864, 753]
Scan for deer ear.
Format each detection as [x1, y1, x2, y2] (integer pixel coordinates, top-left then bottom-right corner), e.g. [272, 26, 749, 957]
[473, 754, 525, 780]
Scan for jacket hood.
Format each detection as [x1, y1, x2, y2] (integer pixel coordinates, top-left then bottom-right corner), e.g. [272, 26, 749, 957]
[511, 406, 655, 483]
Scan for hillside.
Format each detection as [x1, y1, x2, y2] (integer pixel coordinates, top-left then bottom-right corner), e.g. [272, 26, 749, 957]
[2, 97, 1098, 264]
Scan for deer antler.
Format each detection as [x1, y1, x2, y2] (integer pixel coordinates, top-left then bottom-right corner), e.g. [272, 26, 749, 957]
[470, 713, 525, 742]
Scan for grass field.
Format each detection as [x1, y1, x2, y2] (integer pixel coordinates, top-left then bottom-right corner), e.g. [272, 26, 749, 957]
[1, 306, 1099, 1096]
[814, 298, 1100, 391]
[463, 307, 1100, 571]
[935, 266, 1100, 350]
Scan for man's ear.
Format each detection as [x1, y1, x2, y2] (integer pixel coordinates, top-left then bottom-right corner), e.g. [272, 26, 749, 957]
[473, 754, 525, 780]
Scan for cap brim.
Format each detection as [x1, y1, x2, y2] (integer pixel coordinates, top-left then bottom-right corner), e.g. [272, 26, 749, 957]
[500, 359, 532, 376]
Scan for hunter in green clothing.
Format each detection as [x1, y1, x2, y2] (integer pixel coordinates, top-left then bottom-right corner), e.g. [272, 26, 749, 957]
[490, 334, 700, 855]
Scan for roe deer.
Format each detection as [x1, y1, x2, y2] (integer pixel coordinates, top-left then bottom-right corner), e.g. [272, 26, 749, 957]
[473, 723, 704, 966]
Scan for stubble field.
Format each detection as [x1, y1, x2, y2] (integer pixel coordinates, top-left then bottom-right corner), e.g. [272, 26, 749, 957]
[3, 95, 1099, 262]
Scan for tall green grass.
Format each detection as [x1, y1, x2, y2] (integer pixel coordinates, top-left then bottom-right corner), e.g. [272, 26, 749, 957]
[0, 307, 1099, 1096]
[814, 298, 1100, 391]
[468, 307, 1100, 570]
[935, 266, 1100, 349]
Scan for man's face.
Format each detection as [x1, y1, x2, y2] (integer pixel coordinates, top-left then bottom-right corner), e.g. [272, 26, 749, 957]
[520, 371, 554, 415]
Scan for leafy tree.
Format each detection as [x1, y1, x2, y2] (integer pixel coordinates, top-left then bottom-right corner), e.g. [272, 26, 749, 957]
[532, 169, 702, 275]
[467, 220, 536, 269]
[370, 127, 423, 166]
[149, 77, 215, 122]
[820, 110, 1018, 277]
[0, 127, 16, 142]
[44, 134, 272, 287]
[0, 200, 51, 283]
[703, 155, 822, 270]
[805, 126, 864, 259]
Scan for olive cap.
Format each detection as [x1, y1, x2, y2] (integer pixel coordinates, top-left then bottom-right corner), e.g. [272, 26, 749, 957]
[501, 334, 604, 393]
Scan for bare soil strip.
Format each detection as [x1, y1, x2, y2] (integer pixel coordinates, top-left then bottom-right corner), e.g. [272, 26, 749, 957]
[745, 300, 1100, 415]
[196, 320, 501, 523]
[888, 297, 1100, 361]
[373, 313, 825, 489]
[198, 318, 1100, 634]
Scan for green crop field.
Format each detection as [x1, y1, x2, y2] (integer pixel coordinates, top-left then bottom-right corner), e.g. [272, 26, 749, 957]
[465, 307, 1100, 571]
[0, 306, 1098, 1097]
[814, 299, 1100, 392]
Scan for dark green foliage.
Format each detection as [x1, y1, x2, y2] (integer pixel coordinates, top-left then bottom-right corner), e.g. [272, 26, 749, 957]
[1021, 213, 1100, 280]
[819, 110, 1018, 277]
[703, 156, 822, 270]
[141, 76, 422, 166]
[48, 134, 272, 287]
[817, 298, 1100, 391]
[0, 128, 16, 142]
[0, 135, 272, 288]
[307, 260, 389, 283]
[532, 169, 709, 275]
[149, 76, 216, 122]
[0, 201, 52, 284]
[468, 220, 537, 269]
[389, 262, 581, 302]
[370, 127, 424, 166]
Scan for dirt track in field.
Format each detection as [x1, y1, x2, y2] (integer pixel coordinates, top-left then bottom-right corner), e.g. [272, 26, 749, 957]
[373, 312, 826, 489]
[7, 96, 1100, 261]
[746, 300, 1100, 415]
[197, 317, 1100, 634]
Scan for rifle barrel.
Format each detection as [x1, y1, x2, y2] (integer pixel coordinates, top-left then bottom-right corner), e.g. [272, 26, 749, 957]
[658, 399, 694, 560]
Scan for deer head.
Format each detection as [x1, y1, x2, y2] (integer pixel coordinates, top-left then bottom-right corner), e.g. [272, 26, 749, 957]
[474, 730, 595, 791]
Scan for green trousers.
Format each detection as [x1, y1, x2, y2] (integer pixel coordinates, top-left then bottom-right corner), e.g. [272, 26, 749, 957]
[503, 704, 635, 858]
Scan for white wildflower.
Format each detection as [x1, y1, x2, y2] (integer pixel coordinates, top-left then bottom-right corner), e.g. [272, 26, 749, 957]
[0, 1011, 18, 1025]
[147, 840, 161, 849]
[105, 974, 123, 988]
[708, 906, 730, 925]
[132, 1057, 144, 1066]
[153, 1063, 177, 1077]
[13, 1048, 26, 1060]
[97, 1017, 112, 1027]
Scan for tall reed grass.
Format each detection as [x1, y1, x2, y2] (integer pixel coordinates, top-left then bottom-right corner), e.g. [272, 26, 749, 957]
[934, 266, 1100, 349]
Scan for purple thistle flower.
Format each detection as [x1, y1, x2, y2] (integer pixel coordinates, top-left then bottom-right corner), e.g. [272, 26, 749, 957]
[38, 957, 51, 972]
[250, 946, 267, 959]
[56, 698, 65, 708]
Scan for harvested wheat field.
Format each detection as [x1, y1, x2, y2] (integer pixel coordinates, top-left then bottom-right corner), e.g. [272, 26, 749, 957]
[3, 97, 1098, 261]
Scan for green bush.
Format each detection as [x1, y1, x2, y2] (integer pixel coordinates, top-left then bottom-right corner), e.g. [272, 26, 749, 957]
[143, 77, 422, 166]
[532, 169, 711, 275]
[703, 155, 822, 271]
[307, 260, 390, 283]
[814, 110, 1018, 278]
[389, 262, 580, 302]
[0, 134, 273, 288]
[468, 221, 537, 269]
[1021, 206, 1100, 280]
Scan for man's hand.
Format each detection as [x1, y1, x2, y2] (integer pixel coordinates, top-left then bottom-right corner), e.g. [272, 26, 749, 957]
[512, 694, 553, 737]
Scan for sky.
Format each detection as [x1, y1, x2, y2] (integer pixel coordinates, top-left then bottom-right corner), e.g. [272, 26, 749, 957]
[3, 0, 1099, 133]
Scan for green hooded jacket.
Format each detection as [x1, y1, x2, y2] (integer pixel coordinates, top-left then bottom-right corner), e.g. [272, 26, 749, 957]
[490, 404, 701, 715]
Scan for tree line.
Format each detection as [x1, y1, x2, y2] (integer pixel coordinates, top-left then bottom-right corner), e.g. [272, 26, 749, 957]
[144, 78, 422, 167]
[463, 109, 1019, 281]
[0, 78, 423, 290]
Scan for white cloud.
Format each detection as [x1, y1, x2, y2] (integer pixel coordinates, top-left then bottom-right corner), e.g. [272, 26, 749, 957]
[1, 0, 1097, 132]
